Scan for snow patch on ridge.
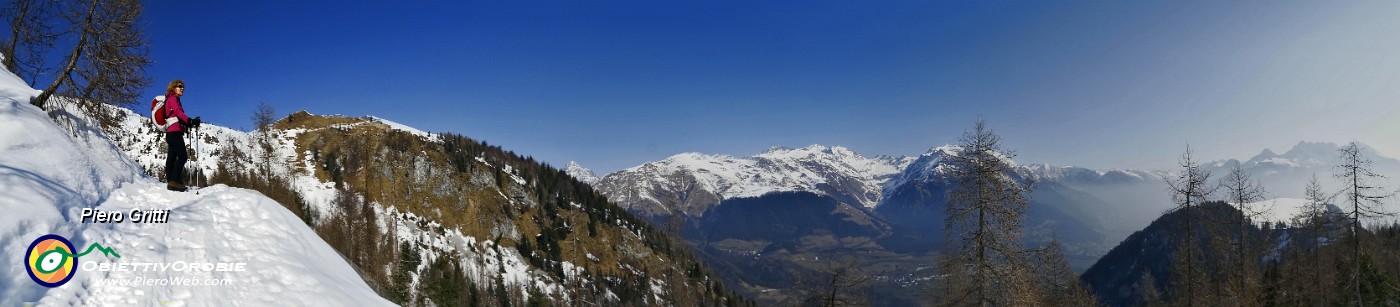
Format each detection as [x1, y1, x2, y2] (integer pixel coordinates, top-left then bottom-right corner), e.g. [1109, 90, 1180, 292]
[1234, 198, 1333, 227]
[364, 115, 439, 142]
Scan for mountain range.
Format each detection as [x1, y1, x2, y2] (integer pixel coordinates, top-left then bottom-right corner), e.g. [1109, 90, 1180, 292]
[578, 144, 1113, 304]
[592, 145, 909, 218]
[579, 141, 1400, 229]
[569, 140, 1400, 305]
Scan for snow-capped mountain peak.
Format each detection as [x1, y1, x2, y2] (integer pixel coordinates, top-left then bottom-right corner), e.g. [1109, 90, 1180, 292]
[1256, 148, 1280, 159]
[595, 145, 906, 216]
[757, 144, 854, 160]
[1263, 141, 1336, 168]
[922, 144, 961, 157]
[886, 144, 1028, 187]
[887, 145, 960, 187]
[565, 161, 600, 185]
[1234, 141, 1399, 173]
[1283, 141, 1340, 160]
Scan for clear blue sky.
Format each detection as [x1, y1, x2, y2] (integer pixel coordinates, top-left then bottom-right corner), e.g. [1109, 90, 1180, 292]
[139, 1, 1400, 174]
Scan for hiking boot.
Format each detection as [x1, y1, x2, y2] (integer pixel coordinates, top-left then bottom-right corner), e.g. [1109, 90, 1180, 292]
[167, 181, 187, 192]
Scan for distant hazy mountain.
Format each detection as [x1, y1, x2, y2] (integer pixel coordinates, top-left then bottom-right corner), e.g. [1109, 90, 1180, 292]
[1206, 141, 1400, 202]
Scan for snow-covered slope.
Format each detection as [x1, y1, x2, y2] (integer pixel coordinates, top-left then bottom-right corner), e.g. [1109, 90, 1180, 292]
[103, 106, 685, 305]
[1021, 164, 1161, 185]
[39, 184, 391, 306]
[881, 145, 968, 191]
[594, 145, 907, 217]
[1234, 197, 1344, 227]
[0, 64, 391, 306]
[1238, 198, 1311, 226]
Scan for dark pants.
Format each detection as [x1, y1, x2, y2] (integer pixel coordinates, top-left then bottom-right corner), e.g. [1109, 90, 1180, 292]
[165, 131, 187, 184]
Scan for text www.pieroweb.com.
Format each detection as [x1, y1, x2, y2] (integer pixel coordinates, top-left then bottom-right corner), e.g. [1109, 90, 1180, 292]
[96, 276, 234, 286]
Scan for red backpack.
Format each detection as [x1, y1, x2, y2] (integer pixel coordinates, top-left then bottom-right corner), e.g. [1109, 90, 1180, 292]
[150, 95, 175, 131]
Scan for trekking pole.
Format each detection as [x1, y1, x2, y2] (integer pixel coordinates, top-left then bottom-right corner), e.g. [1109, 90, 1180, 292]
[193, 124, 201, 194]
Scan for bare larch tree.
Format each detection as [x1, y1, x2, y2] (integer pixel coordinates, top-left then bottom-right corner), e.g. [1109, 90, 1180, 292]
[1220, 161, 1266, 305]
[1032, 238, 1097, 306]
[1164, 146, 1216, 306]
[810, 258, 871, 307]
[251, 101, 278, 174]
[1288, 173, 1335, 306]
[1334, 142, 1396, 304]
[936, 118, 1035, 307]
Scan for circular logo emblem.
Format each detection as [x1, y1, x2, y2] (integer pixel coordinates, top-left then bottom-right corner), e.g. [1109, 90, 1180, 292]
[26, 234, 77, 288]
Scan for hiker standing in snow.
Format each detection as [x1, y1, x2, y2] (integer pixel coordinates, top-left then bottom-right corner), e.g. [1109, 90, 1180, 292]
[161, 80, 200, 191]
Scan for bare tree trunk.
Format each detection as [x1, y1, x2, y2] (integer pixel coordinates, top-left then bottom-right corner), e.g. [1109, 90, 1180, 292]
[32, 0, 97, 109]
[4, 0, 59, 80]
[816, 258, 869, 307]
[1222, 162, 1265, 305]
[1298, 174, 1331, 306]
[1034, 238, 1097, 306]
[1350, 159, 1360, 305]
[1165, 146, 1215, 306]
[1334, 142, 1396, 305]
[26, 0, 149, 114]
[2, 0, 31, 72]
